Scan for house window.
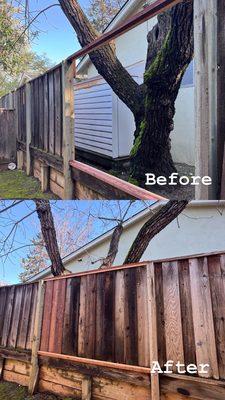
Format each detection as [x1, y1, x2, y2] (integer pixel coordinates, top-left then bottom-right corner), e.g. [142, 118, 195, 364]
[181, 60, 194, 87]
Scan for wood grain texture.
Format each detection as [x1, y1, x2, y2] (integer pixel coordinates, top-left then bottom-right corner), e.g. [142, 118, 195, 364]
[162, 262, 184, 371]
[40, 280, 54, 352]
[189, 257, 219, 379]
[62, 277, 80, 355]
[114, 270, 125, 364]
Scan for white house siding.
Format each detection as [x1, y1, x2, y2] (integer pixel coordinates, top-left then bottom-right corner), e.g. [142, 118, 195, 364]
[63, 203, 225, 274]
[74, 81, 113, 157]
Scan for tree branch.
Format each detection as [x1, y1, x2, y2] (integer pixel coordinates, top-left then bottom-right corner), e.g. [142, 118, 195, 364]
[124, 200, 189, 264]
[59, 0, 143, 115]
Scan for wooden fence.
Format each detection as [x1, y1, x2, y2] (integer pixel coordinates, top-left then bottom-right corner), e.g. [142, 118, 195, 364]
[1, 252, 225, 399]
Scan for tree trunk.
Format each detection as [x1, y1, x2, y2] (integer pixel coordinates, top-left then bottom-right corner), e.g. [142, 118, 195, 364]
[130, 2, 194, 184]
[100, 223, 123, 268]
[59, 0, 193, 184]
[124, 200, 188, 264]
[34, 200, 65, 276]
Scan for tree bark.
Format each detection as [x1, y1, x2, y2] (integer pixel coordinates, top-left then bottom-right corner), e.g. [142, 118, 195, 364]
[34, 200, 65, 276]
[100, 223, 123, 268]
[130, 2, 194, 183]
[124, 200, 188, 264]
[59, 0, 193, 184]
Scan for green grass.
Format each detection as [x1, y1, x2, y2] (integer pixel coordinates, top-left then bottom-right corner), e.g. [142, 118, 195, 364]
[0, 170, 57, 199]
[0, 381, 73, 400]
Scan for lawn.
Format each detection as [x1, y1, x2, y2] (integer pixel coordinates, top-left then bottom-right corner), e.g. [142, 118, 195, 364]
[0, 381, 73, 400]
[0, 170, 57, 199]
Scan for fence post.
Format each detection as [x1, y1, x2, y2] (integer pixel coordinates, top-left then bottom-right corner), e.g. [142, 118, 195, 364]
[61, 59, 75, 200]
[28, 280, 45, 395]
[82, 376, 92, 400]
[26, 82, 32, 176]
[146, 263, 160, 400]
[194, 0, 219, 200]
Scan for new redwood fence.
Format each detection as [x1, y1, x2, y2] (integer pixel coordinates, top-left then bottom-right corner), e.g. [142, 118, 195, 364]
[0, 251, 225, 399]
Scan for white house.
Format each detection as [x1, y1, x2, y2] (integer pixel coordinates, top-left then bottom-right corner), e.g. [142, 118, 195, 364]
[28, 201, 225, 282]
[74, 0, 195, 168]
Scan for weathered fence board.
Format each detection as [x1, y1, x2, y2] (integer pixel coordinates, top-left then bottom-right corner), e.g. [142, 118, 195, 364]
[30, 66, 63, 157]
[0, 283, 38, 351]
[0, 109, 16, 162]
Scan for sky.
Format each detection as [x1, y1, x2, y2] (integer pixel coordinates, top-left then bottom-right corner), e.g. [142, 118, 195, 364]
[15, 0, 91, 64]
[0, 200, 155, 284]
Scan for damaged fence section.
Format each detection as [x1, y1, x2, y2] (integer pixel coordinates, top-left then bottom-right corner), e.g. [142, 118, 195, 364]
[0, 251, 225, 399]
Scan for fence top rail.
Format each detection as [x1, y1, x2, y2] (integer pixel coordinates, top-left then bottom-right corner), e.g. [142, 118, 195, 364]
[70, 160, 165, 201]
[44, 249, 225, 282]
[66, 0, 182, 63]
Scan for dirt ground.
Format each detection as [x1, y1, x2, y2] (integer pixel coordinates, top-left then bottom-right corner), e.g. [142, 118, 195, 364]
[0, 170, 58, 199]
[0, 381, 73, 400]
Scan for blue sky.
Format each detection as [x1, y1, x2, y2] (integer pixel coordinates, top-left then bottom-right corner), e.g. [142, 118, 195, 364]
[0, 200, 154, 284]
[17, 0, 90, 64]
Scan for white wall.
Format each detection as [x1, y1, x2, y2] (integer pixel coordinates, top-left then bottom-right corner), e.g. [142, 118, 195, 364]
[64, 204, 225, 274]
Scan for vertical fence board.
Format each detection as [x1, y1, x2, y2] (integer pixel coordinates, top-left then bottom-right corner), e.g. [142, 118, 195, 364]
[40, 280, 54, 352]
[95, 272, 115, 361]
[155, 263, 166, 367]
[43, 74, 49, 152]
[124, 269, 138, 365]
[54, 67, 62, 157]
[146, 263, 160, 400]
[114, 270, 125, 363]
[38, 77, 44, 150]
[62, 277, 80, 355]
[208, 255, 225, 379]
[136, 267, 150, 367]
[178, 260, 196, 366]
[7, 286, 24, 348]
[1, 287, 15, 347]
[190, 257, 219, 379]
[48, 72, 55, 154]
[162, 262, 184, 372]
[17, 285, 33, 349]
[53, 279, 67, 354]
[26, 283, 38, 350]
[0, 287, 7, 344]
[78, 275, 97, 358]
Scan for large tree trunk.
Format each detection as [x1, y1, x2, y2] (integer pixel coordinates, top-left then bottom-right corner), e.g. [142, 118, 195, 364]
[59, 0, 193, 184]
[130, 2, 193, 183]
[124, 200, 188, 263]
[34, 200, 65, 276]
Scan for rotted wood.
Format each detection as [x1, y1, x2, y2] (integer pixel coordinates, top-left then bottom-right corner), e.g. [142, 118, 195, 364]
[30, 147, 63, 172]
[17, 140, 26, 152]
[39, 357, 150, 388]
[0, 348, 31, 363]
